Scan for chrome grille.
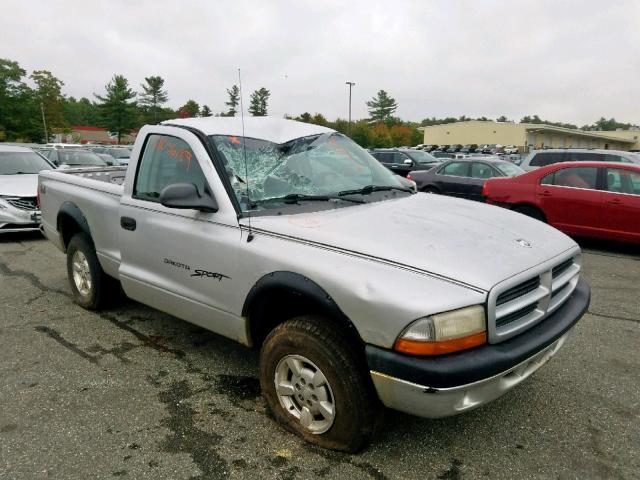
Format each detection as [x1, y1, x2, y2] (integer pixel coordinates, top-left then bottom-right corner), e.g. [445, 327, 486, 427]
[5, 197, 37, 211]
[496, 277, 540, 306]
[487, 253, 581, 343]
[552, 258, 573, 278]
[496, 302, 539, 328]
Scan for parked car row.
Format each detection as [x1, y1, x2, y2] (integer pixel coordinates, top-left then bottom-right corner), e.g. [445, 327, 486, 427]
[1, 143, 131, 234]
[417, 144, 519, 155]
[395, 147, 640, 244]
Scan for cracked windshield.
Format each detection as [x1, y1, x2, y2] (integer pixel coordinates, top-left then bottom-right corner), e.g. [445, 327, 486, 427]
[210, 132, 406, 211]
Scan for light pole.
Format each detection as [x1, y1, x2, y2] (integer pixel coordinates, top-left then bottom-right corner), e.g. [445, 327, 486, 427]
[40, 102, 48, 142]
[345, 81, 355, 126]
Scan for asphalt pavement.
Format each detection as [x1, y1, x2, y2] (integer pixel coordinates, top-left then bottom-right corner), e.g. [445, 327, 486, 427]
[1, 233, 638, 479]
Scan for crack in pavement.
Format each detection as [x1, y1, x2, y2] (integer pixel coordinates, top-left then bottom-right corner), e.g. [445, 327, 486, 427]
[34, 325, 99, 364]
[0, 261, 70, 298]
[587, 310, 640, 324]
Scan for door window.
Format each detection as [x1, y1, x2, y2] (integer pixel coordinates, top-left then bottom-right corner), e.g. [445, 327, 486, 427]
[134, 134, 207, 202]
[439, 162, 470, 177]
[470, 162, 496, 179]
[393, 152, 410, 164]
[605, 168, 640, 195]
[546, 167, 598, 190]
[376, 152, 393, 163]
[530, 152, 564, 167]
[565, 152, 599, 162]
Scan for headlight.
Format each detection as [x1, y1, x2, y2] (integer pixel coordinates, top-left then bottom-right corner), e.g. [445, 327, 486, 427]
[394, 305, 486, 356]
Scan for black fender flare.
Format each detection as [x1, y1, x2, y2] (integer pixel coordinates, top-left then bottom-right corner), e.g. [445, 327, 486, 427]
[57, 202, 91, 249]
[242, 271, 360, 344]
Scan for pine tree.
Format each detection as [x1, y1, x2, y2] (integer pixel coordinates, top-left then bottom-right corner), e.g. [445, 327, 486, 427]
[225, 85, 240, 116]
[94, 74, 137, 144]
[200, 105, 212, 117]
[248, 88, 270, 116]
[139, 76, 168, 123]
[366, 90, 398, 123]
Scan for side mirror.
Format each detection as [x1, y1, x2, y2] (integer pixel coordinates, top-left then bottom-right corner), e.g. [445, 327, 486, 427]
[159, 183, 218, 213]
[403, 159, 414, 166]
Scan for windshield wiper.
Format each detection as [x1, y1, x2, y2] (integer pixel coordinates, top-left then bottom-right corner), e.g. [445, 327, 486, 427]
[258, 193, 364, 205]
[338, 185, 412, 197]
[4, 172, 33, 175]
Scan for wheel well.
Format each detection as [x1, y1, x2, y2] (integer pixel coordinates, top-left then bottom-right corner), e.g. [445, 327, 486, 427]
[422, 185, 439, 192]
[512, 203, 546, 221]
[57, 204, 91, 251]
[244, 274, 362, 349]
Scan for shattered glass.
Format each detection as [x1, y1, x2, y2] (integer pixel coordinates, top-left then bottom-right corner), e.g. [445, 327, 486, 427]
[210, 133, 404, 212]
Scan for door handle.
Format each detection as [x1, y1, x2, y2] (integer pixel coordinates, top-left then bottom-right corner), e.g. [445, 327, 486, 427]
[537, 190, 552, 197]
[605, 198, 622, 205]
[120, 216, 137, 231]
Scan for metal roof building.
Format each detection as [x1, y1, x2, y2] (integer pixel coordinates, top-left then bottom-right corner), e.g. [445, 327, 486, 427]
[419, 120, 636, 152]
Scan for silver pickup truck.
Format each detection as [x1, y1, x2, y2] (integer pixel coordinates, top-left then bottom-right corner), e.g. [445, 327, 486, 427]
[39, 117, 590, 452]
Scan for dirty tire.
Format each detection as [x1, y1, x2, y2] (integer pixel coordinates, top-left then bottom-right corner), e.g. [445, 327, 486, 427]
[66, 232, 119, 310]
[260, 316, 378, 453]
[423, 186, 439, 194]
[513, 205, 545, 222]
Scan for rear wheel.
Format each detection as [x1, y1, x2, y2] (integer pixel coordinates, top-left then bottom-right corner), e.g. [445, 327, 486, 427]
[259, 315, 379, 452]
[513, 205, 545, 222]
[66, 233, 120, 310]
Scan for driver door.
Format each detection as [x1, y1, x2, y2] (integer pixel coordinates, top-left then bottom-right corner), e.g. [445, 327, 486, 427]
[118, 129, 245, 341]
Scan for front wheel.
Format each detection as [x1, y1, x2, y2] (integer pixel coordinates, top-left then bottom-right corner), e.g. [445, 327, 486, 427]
[423, 186, 440, 194]
[259, 316, 379, 452]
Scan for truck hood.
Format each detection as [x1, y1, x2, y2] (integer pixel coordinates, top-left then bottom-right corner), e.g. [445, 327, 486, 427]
[0, 174, 38, 197]
[246, 194, 578, 291]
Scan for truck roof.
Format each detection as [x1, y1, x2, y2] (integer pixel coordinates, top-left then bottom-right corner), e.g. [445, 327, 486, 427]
[0, 145, 35, 153]
[162, 116, 336, 144]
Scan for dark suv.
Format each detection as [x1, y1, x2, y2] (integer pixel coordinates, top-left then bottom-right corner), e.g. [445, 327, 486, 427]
[370, 148, 441, 177]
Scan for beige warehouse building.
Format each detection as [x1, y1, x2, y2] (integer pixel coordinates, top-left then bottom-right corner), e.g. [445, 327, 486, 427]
[419, 120, 638, 152]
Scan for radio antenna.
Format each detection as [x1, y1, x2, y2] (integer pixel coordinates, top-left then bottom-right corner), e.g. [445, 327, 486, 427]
[238, 68, 254, 242]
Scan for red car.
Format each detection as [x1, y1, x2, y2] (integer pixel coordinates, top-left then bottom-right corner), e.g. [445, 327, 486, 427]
[483, 161, 640, 244]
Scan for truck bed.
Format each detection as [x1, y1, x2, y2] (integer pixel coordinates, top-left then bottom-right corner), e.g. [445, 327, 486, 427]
[56, 166, 128, 186]
[39, 166, 128, 277]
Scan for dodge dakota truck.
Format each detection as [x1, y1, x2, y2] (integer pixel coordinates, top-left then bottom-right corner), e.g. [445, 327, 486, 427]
[39, 117, 590, 452]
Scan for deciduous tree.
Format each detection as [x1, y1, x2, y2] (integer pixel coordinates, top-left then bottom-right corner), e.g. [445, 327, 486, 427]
[31, 70, 67, 136]
[177, 99, 200, 118]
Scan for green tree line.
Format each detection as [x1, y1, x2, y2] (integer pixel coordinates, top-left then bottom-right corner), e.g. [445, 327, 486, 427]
[1, 58, 637, 146]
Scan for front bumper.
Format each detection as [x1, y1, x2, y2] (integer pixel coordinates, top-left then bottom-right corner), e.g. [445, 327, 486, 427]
[367, 277, 590, 418]
[0, 208, 42, 233]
